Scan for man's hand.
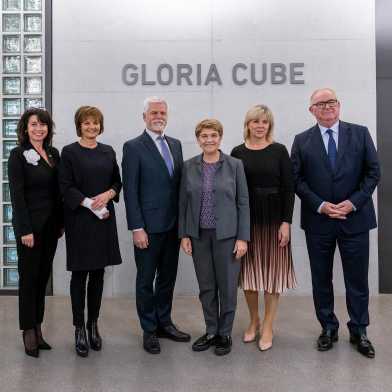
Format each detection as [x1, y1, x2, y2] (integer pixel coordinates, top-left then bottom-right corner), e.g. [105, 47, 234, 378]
[335, 200, 354, 216]
[278, 222, 290, 247]
[233, 240, 247, 259]
[133, 229, 149, 249]
[320, 202, 346, 220]
[180, 237, 192, 255]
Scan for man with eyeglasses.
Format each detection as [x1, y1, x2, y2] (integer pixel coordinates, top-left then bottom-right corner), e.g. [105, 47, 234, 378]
[291, 88, 380, 358]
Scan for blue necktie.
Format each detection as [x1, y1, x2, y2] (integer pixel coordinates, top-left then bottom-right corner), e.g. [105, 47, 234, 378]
[326, 129, 337, 170]
[157, 136, 174, 176]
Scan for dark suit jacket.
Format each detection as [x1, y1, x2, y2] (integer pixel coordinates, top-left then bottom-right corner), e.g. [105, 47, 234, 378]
[291, 121, 380, 234]
[178, 152, 250, 241]
[122, 130, 183, 233]
[8, 143, 63, 238]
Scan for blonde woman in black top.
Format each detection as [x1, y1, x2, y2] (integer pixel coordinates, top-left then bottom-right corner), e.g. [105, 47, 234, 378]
[231, 104, 296, 351]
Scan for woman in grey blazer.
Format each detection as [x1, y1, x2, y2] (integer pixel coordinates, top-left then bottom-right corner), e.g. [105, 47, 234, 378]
[178, 119, 250, 356]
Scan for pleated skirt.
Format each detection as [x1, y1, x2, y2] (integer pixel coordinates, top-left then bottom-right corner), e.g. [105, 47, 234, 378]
[239, 189, 296, 293]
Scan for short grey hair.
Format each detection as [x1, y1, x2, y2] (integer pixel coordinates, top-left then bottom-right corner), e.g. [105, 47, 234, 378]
[310, 88, 338, 105]
[143, 96, 169, 113]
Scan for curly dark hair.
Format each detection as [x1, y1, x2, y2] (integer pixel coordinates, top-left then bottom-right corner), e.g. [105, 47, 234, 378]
[16, 108, 55, 149]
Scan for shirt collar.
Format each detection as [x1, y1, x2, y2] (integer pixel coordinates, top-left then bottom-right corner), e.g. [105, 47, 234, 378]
[146, 128, 166, 141]
[318, 121, 340, 136]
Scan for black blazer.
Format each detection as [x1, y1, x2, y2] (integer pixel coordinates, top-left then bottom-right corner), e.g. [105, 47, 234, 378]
[122, 130, 183, 233]
[8, 144, 63, 239]
[291, 121, 380, 234]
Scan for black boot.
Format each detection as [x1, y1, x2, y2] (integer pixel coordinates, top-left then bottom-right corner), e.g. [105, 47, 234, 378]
[75, 325, 89, 357]
[87, 321, 102, 351]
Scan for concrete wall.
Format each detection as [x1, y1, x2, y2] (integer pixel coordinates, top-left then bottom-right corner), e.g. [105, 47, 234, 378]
[52, 0, 377, 296]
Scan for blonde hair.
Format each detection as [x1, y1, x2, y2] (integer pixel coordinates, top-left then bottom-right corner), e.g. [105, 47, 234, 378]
[243, 104, 274, 142]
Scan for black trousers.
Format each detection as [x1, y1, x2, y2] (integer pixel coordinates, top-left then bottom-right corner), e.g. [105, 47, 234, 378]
[70, 269, 105, 327]
[305, 228, 370, 335]
[17, 217, 58, 330]
[134, 228, 180, 333]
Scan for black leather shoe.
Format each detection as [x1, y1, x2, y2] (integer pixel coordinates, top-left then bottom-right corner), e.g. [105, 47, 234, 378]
[214, 335, 232, 356]
[35, 326, 52, 350]
[75, 326, 89, 357]
[192, 333, 217, 352]
[350, 333, 375, 358]
[157, 324, 191, 342]
[87, 321, 102, 351]
[143, 332, 161, 354]
[37, 337, 52, 350]
[317, 329, 338, 351]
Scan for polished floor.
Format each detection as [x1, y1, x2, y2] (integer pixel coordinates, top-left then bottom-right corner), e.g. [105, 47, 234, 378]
[0, 295, 390, 392]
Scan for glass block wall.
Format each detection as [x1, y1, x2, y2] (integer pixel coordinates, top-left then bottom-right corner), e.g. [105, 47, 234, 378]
[1, 0, 45, 290]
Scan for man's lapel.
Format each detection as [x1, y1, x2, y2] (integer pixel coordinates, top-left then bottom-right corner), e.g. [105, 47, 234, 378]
[141, 130, 171, 177]
[311, 124, 331, 172]
[335, 121, 349, 172]
[166, 137, 180, 175]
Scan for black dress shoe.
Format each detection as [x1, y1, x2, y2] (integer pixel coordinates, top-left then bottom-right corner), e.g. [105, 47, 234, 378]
[143, 332, 161, 354]
[22, 330, 39, 358]
[317, 329, 338, 351]
[37, 337, 52, 350]
[35, 327, 52, 350]
[214, 335, 232, 356]
[75, 326, 89, 357]
[157, 324, 191, 342]
[350, 333, 375, 358]
[192, 333, 217, 352]
[87, 321, 102, 351]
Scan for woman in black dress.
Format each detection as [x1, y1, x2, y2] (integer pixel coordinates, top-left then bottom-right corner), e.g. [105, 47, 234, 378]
[59, 106, 122, 357]
[231, 104, 296, 351]
[8, 108, 63, 357]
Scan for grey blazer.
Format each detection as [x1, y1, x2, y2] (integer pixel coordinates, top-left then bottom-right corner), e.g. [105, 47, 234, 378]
[178, 152, 250, 241]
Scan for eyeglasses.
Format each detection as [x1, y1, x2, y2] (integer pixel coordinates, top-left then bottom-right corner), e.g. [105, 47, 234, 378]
[312, 99, 338, 109]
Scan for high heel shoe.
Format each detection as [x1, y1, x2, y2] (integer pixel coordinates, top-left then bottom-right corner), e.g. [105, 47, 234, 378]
[22, 330, 39, 358]
[87, 321, 102, 351]
[258, 330, 274, 352]
[243, 323, 260, 343]
[36, 325, 52, 350]
[75, 325, 89, 357]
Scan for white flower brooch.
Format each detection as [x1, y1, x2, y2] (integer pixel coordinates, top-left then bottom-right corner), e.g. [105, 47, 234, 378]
[23, 149, 41, 166]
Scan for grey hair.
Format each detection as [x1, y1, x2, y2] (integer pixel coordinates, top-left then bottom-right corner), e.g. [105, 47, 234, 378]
[143, 96, 169, 113]
[310, 88, 338, 104]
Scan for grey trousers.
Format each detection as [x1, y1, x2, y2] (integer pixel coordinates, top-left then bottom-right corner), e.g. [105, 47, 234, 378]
[191, 229, 241, 336]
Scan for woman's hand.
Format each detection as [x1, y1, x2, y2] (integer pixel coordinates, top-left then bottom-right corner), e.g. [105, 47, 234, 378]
[233, 239, 247, 259]
[181, 237, 192, 255]
[278, 222, 290, 247]
[91, 190, 112, 210]
[21, 233, 34, 248]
